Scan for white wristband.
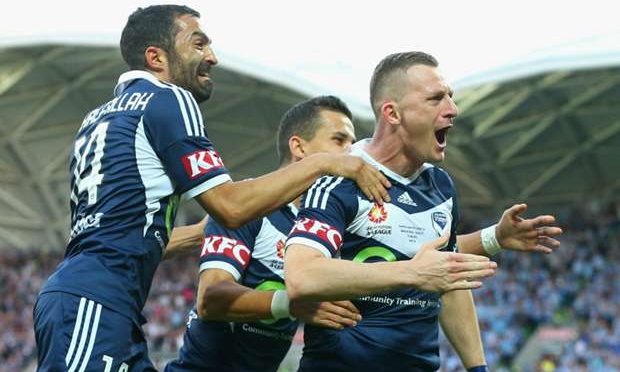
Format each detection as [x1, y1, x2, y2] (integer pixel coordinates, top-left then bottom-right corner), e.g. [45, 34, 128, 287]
[481, 224, 502, 256]
[270, 290, 292, 320]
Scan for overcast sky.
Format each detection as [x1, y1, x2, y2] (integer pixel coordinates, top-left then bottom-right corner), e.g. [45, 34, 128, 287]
[2, 0, 618, 116]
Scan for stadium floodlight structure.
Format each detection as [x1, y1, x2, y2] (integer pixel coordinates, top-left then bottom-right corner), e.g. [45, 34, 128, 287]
[444, 31, 620, 222]
[0, 45, 308, 251]
[0, 31, 619, 251]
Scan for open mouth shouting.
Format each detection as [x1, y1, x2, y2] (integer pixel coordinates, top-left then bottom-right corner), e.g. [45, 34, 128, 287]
[434, 125, 451, 148]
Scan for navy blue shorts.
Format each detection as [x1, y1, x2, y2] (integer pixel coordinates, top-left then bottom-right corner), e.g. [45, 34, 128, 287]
[33, 292, 156, 372]
[164, 313, 232, 372]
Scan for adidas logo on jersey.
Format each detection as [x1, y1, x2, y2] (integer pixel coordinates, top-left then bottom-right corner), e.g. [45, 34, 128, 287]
[397, 192, 417, 206]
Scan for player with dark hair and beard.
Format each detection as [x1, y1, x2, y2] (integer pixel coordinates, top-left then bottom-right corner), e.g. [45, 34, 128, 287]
[32, 5, 394, 372]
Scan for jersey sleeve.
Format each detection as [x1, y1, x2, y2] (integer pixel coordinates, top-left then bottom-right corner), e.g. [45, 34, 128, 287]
[285, 176, 358, 258]
[198, 217, 262, 281]
[142, 88, 231, 200]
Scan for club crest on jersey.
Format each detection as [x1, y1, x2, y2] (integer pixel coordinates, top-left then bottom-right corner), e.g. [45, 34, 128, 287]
[201, 235, 251, 267]
[431, 211, 450, 236]
[367, 204, 387, 224]
[182, 150, 224, 179]
[291, 217, 342, 251]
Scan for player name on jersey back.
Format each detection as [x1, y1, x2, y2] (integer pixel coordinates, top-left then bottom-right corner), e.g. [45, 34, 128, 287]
[81, 92, 154, 130]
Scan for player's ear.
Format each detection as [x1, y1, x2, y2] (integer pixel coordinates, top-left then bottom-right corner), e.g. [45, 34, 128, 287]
[289, 135, 306, 160]
[381, 101, 400, 126]
[145, 46, 168, 72]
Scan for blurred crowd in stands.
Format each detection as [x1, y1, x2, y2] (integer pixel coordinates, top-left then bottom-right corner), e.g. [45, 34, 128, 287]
[441, 199, 620, 371]
[2, 198, 618, 372]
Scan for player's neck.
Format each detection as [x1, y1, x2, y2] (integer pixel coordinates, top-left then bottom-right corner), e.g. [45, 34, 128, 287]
[366, 135, 423, 178]
[280, 162, 303, 208]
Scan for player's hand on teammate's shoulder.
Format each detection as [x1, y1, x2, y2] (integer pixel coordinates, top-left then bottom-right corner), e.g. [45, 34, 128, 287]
[323, 153, 392, 204]
[290, 299, 361, 330]
[408, 233, 497, 294]
[496, 203, 563, 254]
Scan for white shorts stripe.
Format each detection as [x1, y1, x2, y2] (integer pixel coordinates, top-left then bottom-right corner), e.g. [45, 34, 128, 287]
[68, 299, 94, 372]
[77, 303, 102, 372]
[65, 297, 87, 365]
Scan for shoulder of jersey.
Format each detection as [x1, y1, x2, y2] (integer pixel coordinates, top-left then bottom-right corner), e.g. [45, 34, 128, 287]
[316, 175, 358, 190]
[427, 165, 453, 183]
[310, 176, 361, 205]
[137, 78, 192, 100]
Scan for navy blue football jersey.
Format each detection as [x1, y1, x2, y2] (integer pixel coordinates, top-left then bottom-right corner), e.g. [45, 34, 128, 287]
[41, 71, 231, 325]
[285, 139, 459, 372]
[167, 204, 299, 372]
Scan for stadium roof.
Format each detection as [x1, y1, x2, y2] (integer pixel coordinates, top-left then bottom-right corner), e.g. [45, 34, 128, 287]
[1, 1, 619, 251]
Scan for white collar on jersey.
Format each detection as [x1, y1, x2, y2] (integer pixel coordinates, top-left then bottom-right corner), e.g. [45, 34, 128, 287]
[350, 139, 432, 185]
[113, 70, 170, 97]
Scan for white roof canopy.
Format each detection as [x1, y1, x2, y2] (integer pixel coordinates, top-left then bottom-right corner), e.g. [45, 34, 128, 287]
[1, 1, 619, 250]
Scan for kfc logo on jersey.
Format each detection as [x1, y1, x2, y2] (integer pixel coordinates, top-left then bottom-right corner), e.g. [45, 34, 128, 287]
[201, 235, 251, 267]
[182, 150, 224, 179]
[368, 204, 388, 224]
[291, 217, 342, 251]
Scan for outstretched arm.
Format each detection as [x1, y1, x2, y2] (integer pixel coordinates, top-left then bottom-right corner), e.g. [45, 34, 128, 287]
[458, 203, 563, 256]
[195, 153, 391, 229]
[285, 234, 497, 302]
[196, 268, 360, 329]
[196, 268, 273, 321]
